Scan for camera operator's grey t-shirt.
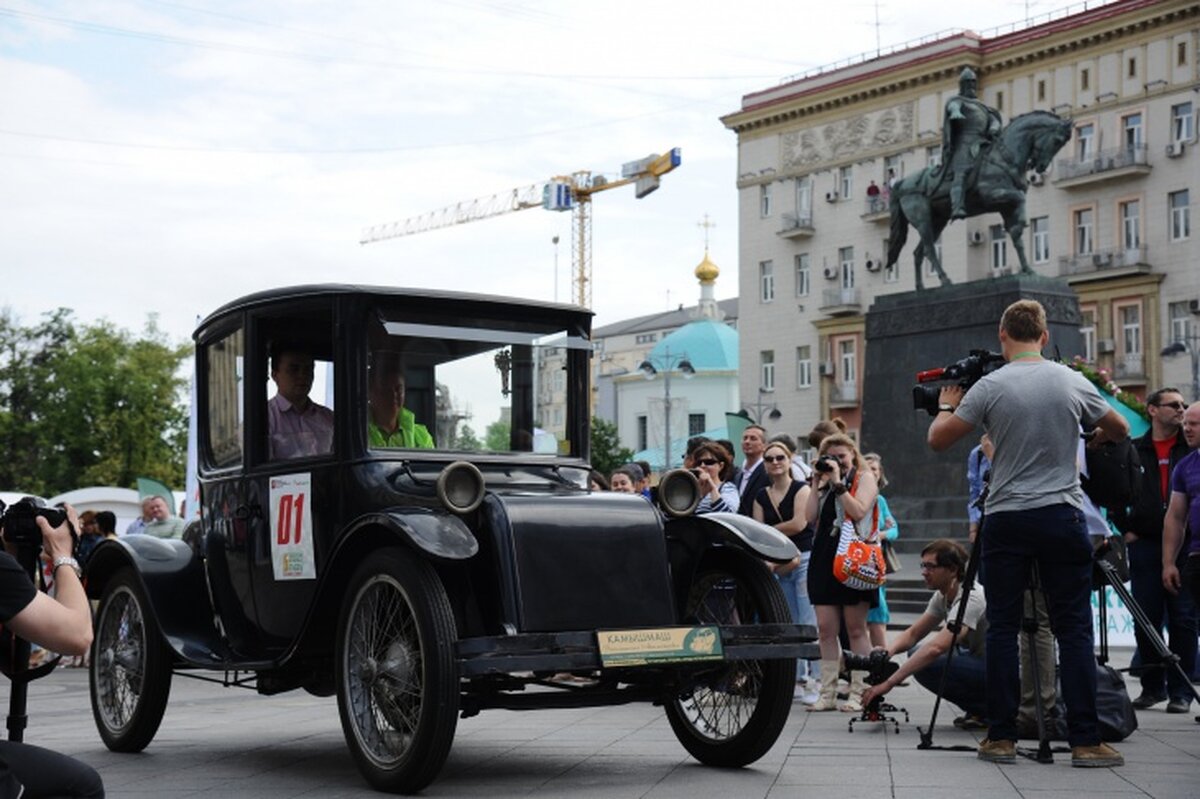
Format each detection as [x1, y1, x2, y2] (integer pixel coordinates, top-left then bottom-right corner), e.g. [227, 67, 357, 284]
[955, 359, 1110, 515]
[926, 583, 987, 658]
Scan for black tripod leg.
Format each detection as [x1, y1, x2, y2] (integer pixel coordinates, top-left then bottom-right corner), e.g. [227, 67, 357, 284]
[1021, 568, 1053, 763]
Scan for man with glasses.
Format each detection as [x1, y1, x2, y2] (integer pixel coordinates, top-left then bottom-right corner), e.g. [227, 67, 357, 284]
[1123, 388, 1195, 713]
[862, 539, 987, 727]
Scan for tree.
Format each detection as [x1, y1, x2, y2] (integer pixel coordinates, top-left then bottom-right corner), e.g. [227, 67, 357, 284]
[455, 423, 482, 450]
[0, 309, 191, 496]
[589, 416, 633, 477]
[484, 419, 511, 451]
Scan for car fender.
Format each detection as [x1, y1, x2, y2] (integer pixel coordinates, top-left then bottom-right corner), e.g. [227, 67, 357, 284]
[84, 536, 226, 665]
[341, 507, 479, 561]
[664, 512, 798, 563]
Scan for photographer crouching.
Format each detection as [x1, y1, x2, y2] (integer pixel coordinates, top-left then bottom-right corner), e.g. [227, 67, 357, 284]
[927, 300, 1129, 768]
[1, 502, 104, 798]
[862, 539, 986, 726]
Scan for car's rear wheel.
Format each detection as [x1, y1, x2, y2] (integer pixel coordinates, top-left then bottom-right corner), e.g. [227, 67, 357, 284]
[90, 569, 173, 752]
[665, 548, 794, 767]
[336, 548, 459, 794]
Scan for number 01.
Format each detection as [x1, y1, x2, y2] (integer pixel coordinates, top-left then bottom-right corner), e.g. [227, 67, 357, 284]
[276, 493, 306, 545]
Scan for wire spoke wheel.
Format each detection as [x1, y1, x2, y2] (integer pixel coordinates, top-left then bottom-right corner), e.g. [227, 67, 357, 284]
[337, 549, 458, 793]
[90, 571, 172, 752]
[666, 549, 793, 767]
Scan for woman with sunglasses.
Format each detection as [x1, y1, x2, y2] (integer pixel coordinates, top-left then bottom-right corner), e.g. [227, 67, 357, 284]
[689, 442, 739, 514]
[752, 441, 817, 702]
[803, 433, 879, 711]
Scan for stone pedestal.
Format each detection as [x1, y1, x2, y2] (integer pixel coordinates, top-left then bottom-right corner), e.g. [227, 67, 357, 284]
[862, 275, 1082, 501]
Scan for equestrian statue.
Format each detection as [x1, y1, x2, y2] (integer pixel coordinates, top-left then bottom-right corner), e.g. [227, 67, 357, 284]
[884, 67, 1074, 290]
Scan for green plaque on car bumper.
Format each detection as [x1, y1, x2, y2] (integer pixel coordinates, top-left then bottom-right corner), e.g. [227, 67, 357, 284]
[596, 626, 723, 667]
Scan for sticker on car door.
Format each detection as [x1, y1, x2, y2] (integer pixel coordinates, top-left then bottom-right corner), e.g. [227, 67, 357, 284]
[269, 473, 316, 580]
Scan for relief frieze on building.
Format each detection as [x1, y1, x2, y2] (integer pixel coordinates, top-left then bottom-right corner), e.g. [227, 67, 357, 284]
[781, 102, 914, 171]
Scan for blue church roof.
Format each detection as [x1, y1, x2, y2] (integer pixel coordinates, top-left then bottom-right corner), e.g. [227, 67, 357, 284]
[648, 318, 737, 372]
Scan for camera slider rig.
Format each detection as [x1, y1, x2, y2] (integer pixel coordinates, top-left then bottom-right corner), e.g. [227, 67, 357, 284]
[844, 650, 909, 734]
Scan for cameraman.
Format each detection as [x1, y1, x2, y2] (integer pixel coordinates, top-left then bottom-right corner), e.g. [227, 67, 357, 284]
[1, 504, 104, 798]
[928, 299, 1129, 768]
[862, 539, 986, 726]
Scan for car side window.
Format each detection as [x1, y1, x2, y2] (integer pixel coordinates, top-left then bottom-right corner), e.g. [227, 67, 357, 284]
[207, 328, 244, 468]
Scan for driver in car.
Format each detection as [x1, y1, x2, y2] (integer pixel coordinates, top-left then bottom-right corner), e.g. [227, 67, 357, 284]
[368, 352, 434, 449]
[267, 343, 334, 460]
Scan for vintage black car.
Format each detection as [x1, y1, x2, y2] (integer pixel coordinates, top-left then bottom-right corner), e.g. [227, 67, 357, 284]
[85, 285, 815, 793]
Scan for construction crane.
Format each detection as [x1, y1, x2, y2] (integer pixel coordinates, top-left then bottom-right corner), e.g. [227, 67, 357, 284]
[360, 148, 681, 308]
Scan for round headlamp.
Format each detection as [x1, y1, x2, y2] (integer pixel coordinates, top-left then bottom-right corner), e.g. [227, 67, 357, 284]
[657, 468, 701, 517]
[436, 461, 485, 515]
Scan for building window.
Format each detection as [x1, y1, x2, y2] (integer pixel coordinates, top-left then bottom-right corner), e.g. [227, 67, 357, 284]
[761, 350, 775, 391]
[838, 246, 855, 289]
[990, 224, 1008, 272]
[796, 346, 812, 389]
[1080, 68, 1089, 91]
[1169, 301, 1193, 346]
[839, 165, 853, 199]
[759, 184, 772, 217]
[1076, 123, 1094, 160]
[838, 339, 856, 386]
[884, 154, 902, 184]
[1171, 102, 1194, 142]
[796, 176, 812, 218]
[1169, 190, 1190, 241]
[634, 333, 657, 344]
[1037, 79, 1046, 102]
[1031, 216, 1050, 263]
[995, 90, 1005, 111]
[1127, 56, 1137, 78]
[1119, 304, 1142, 358]
[637, 415, 647, 451]
[1122, 113, 1143, 150]
[1180, 41, 1189, 67]
[794, 253, 810, 297]
[687, 413, 706, 437]
[1080, 307, 1096, 363]
[1120, 199, 1141, 250]
[884, 257, 898, 283]
[926, 146, 941, 169]
[759, 260, 774, 302]
[1074, 208, 1094, 255]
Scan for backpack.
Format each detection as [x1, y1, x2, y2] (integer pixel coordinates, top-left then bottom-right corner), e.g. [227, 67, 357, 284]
[1081, 436, 1142, 515]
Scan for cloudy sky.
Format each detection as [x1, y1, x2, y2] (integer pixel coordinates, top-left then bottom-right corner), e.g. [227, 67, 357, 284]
[1, 0, 1092, 349]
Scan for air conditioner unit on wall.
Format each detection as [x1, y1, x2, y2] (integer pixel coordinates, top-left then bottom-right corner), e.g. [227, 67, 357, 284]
[1092, 252, 1113, 267]
[824, 191, 839, 203]
[1189, 298, 1200, 314]
[1166, 141, 1185, 158]
[969, 230, 985, 245]
[1097, 339, 1116, 354]
[819, 361, 835, 377]
[865, 259, 880, 272]
[823, 266, 838, 280]
[1028, 172, 1044, 185]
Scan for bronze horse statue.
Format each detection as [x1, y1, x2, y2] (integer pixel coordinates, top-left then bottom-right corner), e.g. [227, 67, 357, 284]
[885, 110, 1073, 289]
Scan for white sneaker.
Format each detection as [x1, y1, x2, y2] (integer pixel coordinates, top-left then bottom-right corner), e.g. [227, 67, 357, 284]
[795, 682, 821, 704]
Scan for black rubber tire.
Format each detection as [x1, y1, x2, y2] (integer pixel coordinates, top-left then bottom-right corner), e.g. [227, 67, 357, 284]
[665, 548, 795, 767]
[89, 569, 173, 752]
[336, 549, 460, 794]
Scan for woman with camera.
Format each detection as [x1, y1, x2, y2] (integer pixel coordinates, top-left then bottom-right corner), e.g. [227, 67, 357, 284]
[688, 442, 740, 514]
[751, 441, 816, 701]
[804, 433, 879, 711]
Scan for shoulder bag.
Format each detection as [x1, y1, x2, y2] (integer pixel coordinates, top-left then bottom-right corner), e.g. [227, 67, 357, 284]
[832, 472, 887, 591]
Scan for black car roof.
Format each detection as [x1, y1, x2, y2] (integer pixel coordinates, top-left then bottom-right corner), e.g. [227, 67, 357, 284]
[195, 284, 592, 342]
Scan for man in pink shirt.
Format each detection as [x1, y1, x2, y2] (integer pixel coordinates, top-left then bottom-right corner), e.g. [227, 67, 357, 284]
[267, 344, 334, 460]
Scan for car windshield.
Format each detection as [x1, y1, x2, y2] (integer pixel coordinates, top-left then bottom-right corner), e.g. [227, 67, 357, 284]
[368, 309, 589, 457]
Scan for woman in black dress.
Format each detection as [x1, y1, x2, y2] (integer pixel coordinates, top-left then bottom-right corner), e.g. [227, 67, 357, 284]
[803, 433, 879, 711]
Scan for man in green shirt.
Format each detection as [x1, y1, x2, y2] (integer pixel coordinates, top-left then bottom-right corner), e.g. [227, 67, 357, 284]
[368, 354, 434, 449]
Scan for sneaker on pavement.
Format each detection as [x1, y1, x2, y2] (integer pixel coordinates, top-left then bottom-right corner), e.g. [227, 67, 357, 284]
[977, 738, 1016, 764]
[1166, 698, 1190, 714]
[1131, 692, 1166, 710]
[1071, 742, 1124, 768]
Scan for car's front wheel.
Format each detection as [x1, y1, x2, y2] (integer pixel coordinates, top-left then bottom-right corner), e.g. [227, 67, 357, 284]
[90, 569, 173, 752]
[665, 548, 794, 767]
[336, 548, 459, 794]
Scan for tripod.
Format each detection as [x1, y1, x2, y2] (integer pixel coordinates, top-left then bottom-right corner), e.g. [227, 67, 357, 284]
[1014, 562, 1069, 763]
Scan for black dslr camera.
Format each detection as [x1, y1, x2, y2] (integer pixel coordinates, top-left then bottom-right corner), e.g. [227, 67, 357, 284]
[0, 497, 69, 549]
[912, 350, 1006, 416]
[812, 455, 839, 474]
[842, 649, 900, 686]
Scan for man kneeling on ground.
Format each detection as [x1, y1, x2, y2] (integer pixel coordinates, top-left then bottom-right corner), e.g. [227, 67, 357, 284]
[862, 539, 986, 726]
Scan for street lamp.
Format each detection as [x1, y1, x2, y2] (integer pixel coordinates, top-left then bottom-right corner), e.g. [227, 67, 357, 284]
[742, 386, 782, 424]
[1161, 337, 1200, 403]
[638, 347, 695, 469]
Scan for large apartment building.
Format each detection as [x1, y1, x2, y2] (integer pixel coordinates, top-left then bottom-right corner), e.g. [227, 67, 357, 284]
[722, 0, 1199, 438]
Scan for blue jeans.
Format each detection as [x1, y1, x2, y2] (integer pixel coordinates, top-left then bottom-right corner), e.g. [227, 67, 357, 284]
[777, 552, 816, 680]
[1128, 537, 1197, 703]
[982, 504, 1100, 747]
[911, 646, 987, 718]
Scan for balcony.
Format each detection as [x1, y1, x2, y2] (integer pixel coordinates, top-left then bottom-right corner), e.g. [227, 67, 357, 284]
[777, 211, 815, 239]
[1059, 245, 1151, 284]
[861, 196, 889, 223]
[1053, 144, 1151, 188]
[829, 382, 859, 407]
[1114, 354, 1144, 380]
[819, 287, 861, 316]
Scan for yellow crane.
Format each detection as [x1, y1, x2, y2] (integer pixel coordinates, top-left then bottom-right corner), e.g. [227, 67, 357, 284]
[360, 148, 681, 308]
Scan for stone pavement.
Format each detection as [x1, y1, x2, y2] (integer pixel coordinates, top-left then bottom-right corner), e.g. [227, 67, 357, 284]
[8, 649, 1199, 798]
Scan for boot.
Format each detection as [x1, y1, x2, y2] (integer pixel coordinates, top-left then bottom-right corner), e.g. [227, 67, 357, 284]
[806, 659, 840, 711]
[841, 670, 867, 712]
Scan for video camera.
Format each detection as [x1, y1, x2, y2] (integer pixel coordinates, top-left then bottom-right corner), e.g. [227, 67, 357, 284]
[912, 350, 1006, 416]
[0, 497, 70, 550]
[842, 648, 900, 687]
